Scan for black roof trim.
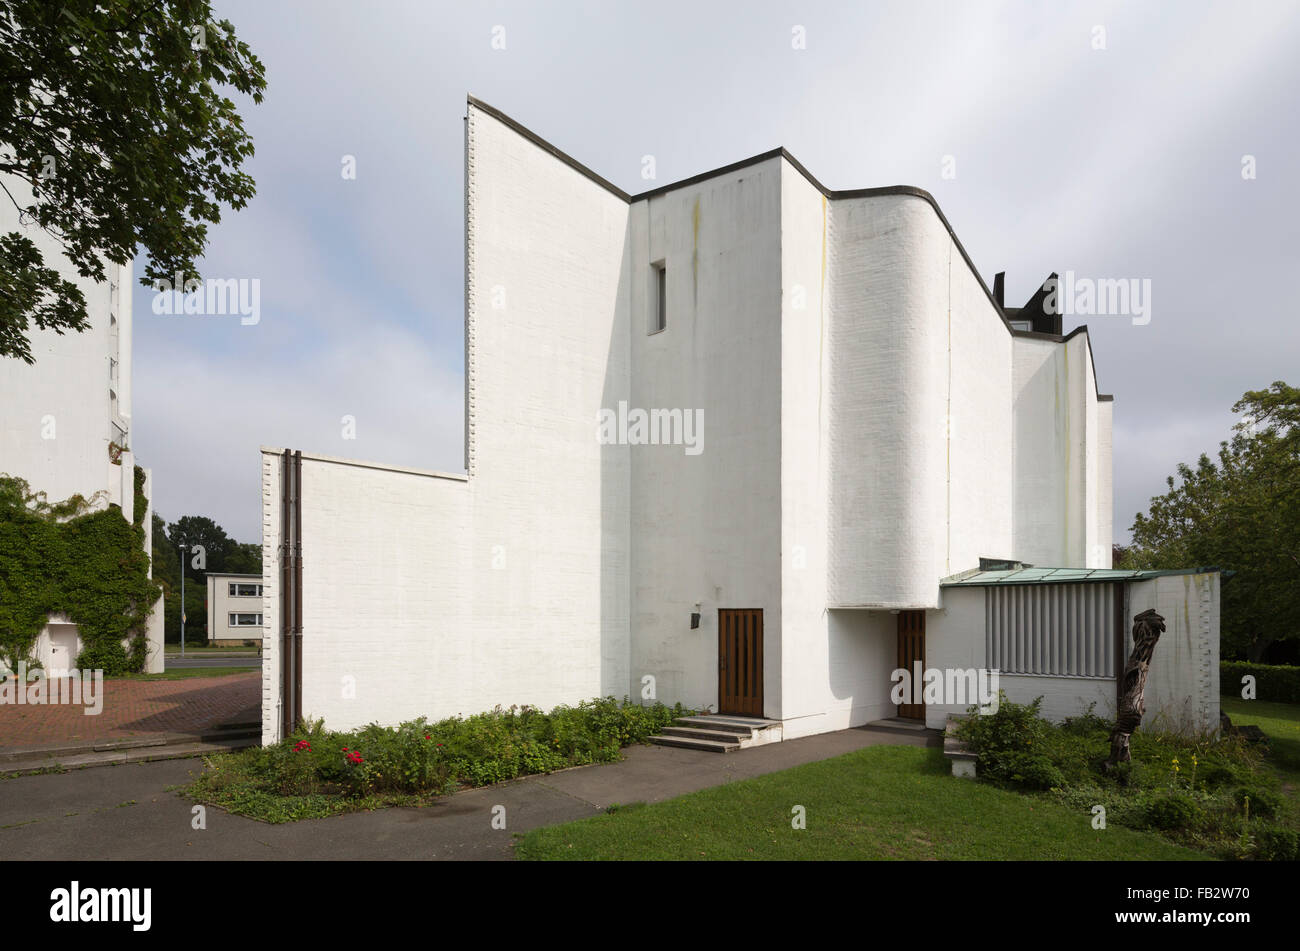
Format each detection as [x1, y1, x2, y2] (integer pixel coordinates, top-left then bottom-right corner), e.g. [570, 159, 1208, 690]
[467, 95, 632, 201]
[1011, 324, 1108, 400]
[466, 95, 1110, 401]
[633, 147, 786, 201]
[466, 96, 1011, 322]
[1009, 324, 1090, 344]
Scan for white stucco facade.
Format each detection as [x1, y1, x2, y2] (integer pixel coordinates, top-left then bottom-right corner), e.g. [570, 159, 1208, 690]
[260, 98, 1214, 745]
[206, 572, 267, 644]
[926, 571, 1220, 734]
[0, 184, 164, 674]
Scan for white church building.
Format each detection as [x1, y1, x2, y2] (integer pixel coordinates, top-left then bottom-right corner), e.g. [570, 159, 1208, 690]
[259, 97, 1219, 746]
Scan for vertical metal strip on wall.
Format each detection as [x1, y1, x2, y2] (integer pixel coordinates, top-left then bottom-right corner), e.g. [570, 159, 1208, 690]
[292, 450, 302, 730]
[279, 449, 303, 738]
[279, 449, 291, 738]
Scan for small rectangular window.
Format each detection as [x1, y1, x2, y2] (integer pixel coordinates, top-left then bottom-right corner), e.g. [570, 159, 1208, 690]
[229, 582, 262, 597]
[650, 262, 666, 334]
[228, 613, 263, 627]
[1009, 320, 1033, 332]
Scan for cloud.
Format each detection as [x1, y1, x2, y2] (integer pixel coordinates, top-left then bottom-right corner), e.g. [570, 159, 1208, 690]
[129, 0, 1300, 546]
[134, 323, 463, 541]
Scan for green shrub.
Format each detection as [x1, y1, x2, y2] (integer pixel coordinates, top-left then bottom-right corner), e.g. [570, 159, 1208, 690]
[1060, 702, 1111, 736]
[956, 694, 1065, 790]
[184, 697, 692, 821]
[1233, 786, 1283, 819]
[1198, 763, 1238, 789]
[1252, 823, 1300, 861]
[74, 639, 131, 677]
[953, 691, 1295, 860]
[1221, 661, 1300, 704]
[1143, 792, 1202, 831]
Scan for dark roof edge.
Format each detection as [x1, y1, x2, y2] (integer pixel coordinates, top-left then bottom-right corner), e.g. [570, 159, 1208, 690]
[467, 95, 632, 201]
[466, 95, 1110, 397]
[633, 147, 786, 201]
[1011, 324, 1108, 402]
[774, 150, 1013, 329]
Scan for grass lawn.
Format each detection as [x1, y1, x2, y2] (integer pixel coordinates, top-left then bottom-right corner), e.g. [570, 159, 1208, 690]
[1221, 697, 1300, 790]
[163, 646, 260, 655]
[110, 666, 259, 681]
[514, 745, 1206, 861]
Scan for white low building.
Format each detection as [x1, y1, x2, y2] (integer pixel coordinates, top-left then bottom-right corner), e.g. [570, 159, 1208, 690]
[206, 573, 266, 646]
[0, 182, 165, 674]
[259, 97, 1219, 744]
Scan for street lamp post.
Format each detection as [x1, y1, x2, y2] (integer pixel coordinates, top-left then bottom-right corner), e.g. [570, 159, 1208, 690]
[179, 544, 186, 659]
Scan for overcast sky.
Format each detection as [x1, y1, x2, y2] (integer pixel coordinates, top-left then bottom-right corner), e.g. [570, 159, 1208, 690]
[132, 0, 1300, 545]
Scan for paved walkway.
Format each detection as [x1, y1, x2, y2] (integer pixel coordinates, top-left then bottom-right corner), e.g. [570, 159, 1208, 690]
[0, 673, 260, 750]
[0, 726, 936, 859]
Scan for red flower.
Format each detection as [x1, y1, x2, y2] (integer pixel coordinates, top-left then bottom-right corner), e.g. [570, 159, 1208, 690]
[425, 735, 431, 740]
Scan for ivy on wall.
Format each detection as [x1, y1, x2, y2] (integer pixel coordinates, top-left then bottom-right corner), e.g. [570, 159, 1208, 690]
[0, 468, 160, 675]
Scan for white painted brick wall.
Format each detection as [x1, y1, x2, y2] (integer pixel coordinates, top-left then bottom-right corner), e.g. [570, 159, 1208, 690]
[258, 103, 1133, 743]
[1131, 572, 1221, 734]
[627, 157, 783, 715]
[261, 450, 280, 745]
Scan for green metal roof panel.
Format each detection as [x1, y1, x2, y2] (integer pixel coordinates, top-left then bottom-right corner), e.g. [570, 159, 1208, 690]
[940, 566, 1219, 587]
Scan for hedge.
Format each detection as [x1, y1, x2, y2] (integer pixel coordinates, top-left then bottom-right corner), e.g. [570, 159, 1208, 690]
[1221, 661, 1300, 704]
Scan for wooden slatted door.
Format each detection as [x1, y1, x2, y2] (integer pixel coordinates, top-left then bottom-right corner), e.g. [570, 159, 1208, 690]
[718, 609, 763, 717]
[897, 610, 926, 720]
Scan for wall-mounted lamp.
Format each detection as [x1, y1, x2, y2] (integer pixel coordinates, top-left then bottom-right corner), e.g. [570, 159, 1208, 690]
[691, 601, 702, 629]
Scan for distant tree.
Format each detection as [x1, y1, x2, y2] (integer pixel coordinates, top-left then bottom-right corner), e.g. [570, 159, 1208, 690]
[223, 541, 260, 575]
[1125, 382, 1300, 662]
[161, 576, 207, 645]
[151, 512, 178, 588]
[0, 0, 265, 363]
[168, 514, 234, 580]
[154, 512, 254, 643]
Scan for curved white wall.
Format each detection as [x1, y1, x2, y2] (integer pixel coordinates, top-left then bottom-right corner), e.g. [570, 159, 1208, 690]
[827, 194, 1012, 609]
[827, 195, 944, 609]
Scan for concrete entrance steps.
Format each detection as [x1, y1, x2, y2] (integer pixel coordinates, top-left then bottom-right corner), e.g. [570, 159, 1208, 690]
[0, 722, 260, 776]
[650, 714, 783, 754]
[862, 717, 942, 739]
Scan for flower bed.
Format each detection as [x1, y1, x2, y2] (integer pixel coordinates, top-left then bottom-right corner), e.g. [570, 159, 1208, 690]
[182, 697, 691, 822]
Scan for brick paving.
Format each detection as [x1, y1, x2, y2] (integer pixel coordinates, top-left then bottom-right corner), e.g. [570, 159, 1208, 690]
[0, 672, 260, 750]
